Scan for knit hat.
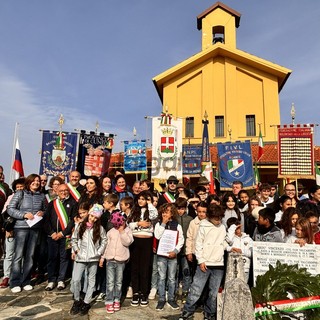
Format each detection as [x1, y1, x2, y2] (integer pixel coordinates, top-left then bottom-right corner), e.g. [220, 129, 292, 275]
[110, 211, 126, 229]
[89, 204, 103, 219]
[198, 176, 210, 186]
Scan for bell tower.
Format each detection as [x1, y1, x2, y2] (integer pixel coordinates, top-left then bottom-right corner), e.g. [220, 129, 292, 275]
[197, 1, 241, 50]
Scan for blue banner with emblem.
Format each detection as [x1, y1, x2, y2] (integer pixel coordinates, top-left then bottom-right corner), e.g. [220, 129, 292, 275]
[217, 140, 254, 189]
[124, 140, 147, 173]
[182, 145, 202, 174]
[39, 131, 78, 176]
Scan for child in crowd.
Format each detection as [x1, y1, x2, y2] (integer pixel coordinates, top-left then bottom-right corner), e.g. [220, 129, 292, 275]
[238, 190, 250, 213]
[253, 207, 283, 243]
[96, 193, 120, 301]
[101, 193, 120, 232]
[70, 204, 107, 316]
[245, 195, 263, 237]
[222, 192, 244, 231]
[279, 207, 300, 242]
[185, 201, 208, 279]
[148, 191, 160, 300]
[74, 201, 90, 225]
[154, 203, 184, 311]
[120, 196, 134, 219]
[274, 195, 292, 223]
[180, 204, 227, 320]
[128, 190, 158, 307]
[174, 197, 193, 302]
[226, 217, 253, 283]
[287, 217, 314, 246]
[118, 196, 135, 298]
[100, 212, 133, 313]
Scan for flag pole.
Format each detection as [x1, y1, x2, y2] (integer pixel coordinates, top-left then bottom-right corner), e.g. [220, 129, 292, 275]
[10, 122, 19, 186]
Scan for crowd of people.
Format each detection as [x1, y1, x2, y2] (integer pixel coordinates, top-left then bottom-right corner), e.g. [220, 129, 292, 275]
[0, 165, 320, 320]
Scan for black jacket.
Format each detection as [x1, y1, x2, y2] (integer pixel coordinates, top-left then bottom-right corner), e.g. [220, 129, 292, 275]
[43, 197, 77, 237]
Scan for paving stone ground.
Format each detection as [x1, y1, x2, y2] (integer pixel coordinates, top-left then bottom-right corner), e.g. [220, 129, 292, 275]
[0, 279, 206, 320]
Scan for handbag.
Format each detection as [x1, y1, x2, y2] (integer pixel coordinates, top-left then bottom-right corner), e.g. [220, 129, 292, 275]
[2, 213, 16, 232]
[2, 191, 24, 232]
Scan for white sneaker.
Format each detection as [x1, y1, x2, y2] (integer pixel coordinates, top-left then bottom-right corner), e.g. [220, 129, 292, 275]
[23, 285, 33, 291]
[11, 286, 21, 293]
[96, 292, 106, 301]
[148, 287, 157, 300]
[45, 282, 56, 291]
[126, 286, 133, 298]
[57, 281, 65, 290]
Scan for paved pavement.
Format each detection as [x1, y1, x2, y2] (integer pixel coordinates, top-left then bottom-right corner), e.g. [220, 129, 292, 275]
[0, 279, 206, 320]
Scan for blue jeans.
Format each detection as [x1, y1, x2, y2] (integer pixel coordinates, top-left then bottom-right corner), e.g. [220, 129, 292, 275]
[47, 237, 70, 282]
[3, 236, 15, 278]
[178, 254, 192, 292]
[157, 256, 177, 302]
[10, 228, 39, 288]
[150, 253, 158, 289]
[183, 265, 224, 317]
[72, 261, 97, 304]
[105, 261, 125, 304]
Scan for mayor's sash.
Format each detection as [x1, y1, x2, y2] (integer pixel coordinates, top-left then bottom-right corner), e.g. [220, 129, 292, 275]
[67, 183, 81, 202]
[53, 199, 69, 231]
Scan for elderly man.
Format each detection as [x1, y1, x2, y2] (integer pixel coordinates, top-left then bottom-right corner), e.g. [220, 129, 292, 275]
[43, 184, 77, 291]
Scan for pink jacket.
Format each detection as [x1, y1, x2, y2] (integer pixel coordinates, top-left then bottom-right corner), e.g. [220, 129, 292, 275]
[102, 226, 134, 262]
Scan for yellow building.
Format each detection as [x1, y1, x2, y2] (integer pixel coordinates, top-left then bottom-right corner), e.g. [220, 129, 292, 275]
[153, 2, 292, 144]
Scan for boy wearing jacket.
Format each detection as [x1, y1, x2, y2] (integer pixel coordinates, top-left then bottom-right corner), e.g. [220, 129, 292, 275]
[179, 204, 227, 320]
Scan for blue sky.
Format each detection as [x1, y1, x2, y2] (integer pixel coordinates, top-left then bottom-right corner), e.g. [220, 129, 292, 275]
[1, 0, 320, 179]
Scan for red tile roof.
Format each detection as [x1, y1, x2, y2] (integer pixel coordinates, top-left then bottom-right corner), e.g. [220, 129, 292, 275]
[110, 142, 320, 167]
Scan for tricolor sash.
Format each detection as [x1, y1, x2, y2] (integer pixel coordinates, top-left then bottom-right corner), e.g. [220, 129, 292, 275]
[163, 192, 176, 203]
[0, 183, 7, 200]
[45, 193, 54, 204]
[67, 183, 81, 202]
[53, 199, 69, 231]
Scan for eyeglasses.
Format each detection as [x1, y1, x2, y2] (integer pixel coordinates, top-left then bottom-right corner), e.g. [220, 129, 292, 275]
[168, 181, 178, 185]
[41, 180, 47, 182]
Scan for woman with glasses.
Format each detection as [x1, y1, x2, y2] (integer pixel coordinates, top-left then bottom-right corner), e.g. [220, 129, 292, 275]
[283, 183, 299, 207]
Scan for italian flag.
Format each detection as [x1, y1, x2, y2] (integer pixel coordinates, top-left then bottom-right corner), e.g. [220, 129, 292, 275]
[258, 128, 264, 160]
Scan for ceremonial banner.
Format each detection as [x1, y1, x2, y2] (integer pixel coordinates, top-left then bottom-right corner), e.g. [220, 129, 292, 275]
[182, 145, 202, 175]
[151, 112, 183, 182]
[201, 118, 214, 194]
[217, 141, 254, 189]
[77, 131, 114, 178]
[278, 124, 314, 179]
[124, 140, 147, 174]
[40, 131, 77, 176]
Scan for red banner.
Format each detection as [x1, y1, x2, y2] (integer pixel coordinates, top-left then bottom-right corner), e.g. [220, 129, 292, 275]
[277, 124, 314, 179]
